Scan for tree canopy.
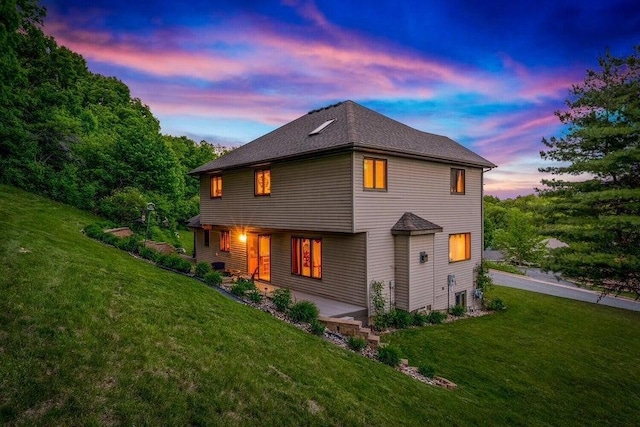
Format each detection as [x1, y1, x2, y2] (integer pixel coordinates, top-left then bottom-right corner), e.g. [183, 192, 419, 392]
[0, 1, 218, 226]
[539, 46, 640, 298]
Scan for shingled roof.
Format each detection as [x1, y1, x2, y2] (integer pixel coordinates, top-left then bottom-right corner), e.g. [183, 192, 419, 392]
[391, 212, 443, 235]
[190, 100, 496, 174]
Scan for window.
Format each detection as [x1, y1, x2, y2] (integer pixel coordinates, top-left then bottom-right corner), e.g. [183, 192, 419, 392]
[364, 158, 387, 190]
[449, 233, 471, 262]
[203, 230, 210, 247]
[220, 230, 230, 252]
[455, 291, 467, 307]
[210, 175, 222, 198]
[451, 168, 465, 194]
[291, 237, 322, 279]
[255, 169, 271, 196]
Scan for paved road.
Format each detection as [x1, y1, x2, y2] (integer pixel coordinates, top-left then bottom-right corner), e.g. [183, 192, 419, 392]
[489, 270, 640, 312]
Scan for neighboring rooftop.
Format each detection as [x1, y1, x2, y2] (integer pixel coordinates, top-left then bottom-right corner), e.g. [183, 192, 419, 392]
[190, 100, 496, 174]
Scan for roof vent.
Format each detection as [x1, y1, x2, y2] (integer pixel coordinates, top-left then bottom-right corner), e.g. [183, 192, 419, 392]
[309, 119, 336, 136]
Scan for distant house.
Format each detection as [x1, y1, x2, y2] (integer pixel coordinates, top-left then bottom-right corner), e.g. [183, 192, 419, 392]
[189, 100, 495, 319]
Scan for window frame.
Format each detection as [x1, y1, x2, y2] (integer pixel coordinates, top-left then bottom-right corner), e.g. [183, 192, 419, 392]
[254, 168, 271, 196]
[210, 175, 223, 198]
[450, 168, 465, 194]
[291, 237, 322, 279]
[220, 230, 230, 252]
[455, 290, 467, 307]
[363, 157, 387, 191]
[448, 232, 471, 262]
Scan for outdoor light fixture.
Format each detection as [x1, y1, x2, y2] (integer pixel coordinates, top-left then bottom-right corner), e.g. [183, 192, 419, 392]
[239, 233, 247, 243]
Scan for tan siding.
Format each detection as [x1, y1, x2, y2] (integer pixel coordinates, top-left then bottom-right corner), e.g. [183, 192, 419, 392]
[194, 229, 246, 272]
[199, 153, 353, 233]
[393, 235, 409, 310]
[354, 152, 483, 311]
[408, 234, 435, 311]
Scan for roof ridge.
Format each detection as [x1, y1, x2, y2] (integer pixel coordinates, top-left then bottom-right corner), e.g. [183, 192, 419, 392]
[344, 100, 358, 145]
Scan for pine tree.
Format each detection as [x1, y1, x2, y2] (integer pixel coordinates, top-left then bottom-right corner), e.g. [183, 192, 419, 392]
[539, 46, 640, 298]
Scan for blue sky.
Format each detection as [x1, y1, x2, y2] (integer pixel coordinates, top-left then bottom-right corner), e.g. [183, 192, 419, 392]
[41, 0, 640, 198]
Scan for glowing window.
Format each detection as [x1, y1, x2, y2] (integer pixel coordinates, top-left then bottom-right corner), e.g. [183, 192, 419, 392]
[451, 168, 465, 194]
[364, 158, 387, 190]
[449, 233, 471, 262]
[255, 169, 271, 196]
[291, 237, 322, 279]
[220, 230, 230, 252]
[210, 175, 222, 198]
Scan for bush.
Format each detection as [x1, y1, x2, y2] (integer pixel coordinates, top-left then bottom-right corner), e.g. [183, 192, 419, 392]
[230, 278, 256, 296]
[137, 245, 161, 262]
[427, 311, 446, 324]
[157, 254, 192, 273]
[486, 298, 507, 311]
[346, 336, 367, 352]
[289, 301, 319, 323]
[309, 320, 325, 336]
[377, 346, 401, 367]
[248, 289, 263, 303]
[204, 271, 223, 287]
[391, 309, 413, 329]
[115, 235, 140, 252]
[418, 365, 436, 379]
[450, 304, 467, 317]
[194, 262, 211, 279]
[271, 288, 292, 312]
[412, 311, 429, 326]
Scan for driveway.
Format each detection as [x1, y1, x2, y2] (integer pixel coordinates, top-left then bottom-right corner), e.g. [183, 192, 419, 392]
[489, 270, 640, 312]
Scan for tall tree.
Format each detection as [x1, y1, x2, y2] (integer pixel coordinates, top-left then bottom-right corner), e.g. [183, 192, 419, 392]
[539, 46, 640, 298]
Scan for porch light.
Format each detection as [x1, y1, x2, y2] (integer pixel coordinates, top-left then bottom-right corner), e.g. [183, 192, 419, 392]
[239, 233, 247, 243]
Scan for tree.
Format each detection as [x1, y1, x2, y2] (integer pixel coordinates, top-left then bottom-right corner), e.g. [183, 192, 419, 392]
[493, 208, 546, 268]
[538, 46, 640, 298]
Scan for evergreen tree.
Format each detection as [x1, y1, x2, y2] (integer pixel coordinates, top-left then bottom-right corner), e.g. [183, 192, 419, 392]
[539, 46, 640, 298]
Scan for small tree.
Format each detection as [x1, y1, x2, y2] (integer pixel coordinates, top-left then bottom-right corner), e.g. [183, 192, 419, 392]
[493, 208, 547, 269]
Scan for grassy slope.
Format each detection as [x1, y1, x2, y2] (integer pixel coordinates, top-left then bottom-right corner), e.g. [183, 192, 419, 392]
[1, 184, 639, 426]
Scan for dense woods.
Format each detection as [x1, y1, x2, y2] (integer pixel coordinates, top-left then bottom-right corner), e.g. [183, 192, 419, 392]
[0, 0, 218, 226]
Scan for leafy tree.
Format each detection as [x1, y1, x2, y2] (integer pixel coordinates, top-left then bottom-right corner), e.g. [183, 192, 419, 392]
[539, 46, 640, 298]
[493, 208, 546, 268]
[483, 195, 507, 249]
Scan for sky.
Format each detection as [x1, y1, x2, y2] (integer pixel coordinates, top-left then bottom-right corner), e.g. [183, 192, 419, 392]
[41, 0, 640, 199]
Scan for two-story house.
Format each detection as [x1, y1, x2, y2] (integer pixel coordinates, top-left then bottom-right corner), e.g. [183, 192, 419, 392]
[189, 100, 495, 320]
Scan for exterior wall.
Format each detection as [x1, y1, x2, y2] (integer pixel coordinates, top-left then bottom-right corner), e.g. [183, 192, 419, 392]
[353, 152, 483, 311]
[407, 234, 435, 311]
[199, 153, 354, 233]
[194, 228, 246, 272]
[393, 235, 410, 310]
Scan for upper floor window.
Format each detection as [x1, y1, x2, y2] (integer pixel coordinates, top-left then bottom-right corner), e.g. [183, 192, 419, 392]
[451, 168, 465, 194]
[220, 230, 230, 252]
[291, 237, 322, 279]
[210, 175, 222, 198]
[364, 158, 387, 190]
[449, 233, 471, 262]
[255, 169, 271, 196]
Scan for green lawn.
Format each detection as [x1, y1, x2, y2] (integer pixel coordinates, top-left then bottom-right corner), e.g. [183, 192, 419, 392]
[1, 184, 639, 426]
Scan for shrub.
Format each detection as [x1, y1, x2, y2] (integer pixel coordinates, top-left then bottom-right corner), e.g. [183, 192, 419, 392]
[194, 262, 212, 279]
[204, 271, 223, 287]
[137, 245, 161, 262]
[486, 298, 507, 311]
[427, 311, 446, 324]
[346, 336, 367, 352]
[391, 309, 413, 329]
[157, 254, 192, 273]
[115, 235, 140, 252]
[372, 313, 392, 331]
[377, 346, 401, 367]
[450, 304, 467, 317]
[412, 311, 429, 326]
[418, 365, 436, 379]
[289, 301, 319, 323]
[271, 288, 292, 312]
[248, 289, 263, 303]
[231, 278, 256, 296]
[309, 320, 325, 336]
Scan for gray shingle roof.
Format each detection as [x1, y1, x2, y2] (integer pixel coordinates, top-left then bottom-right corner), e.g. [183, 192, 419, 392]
[391, 212, 443, 235]
[186, 214, 201, 228]
[190, 100, 496, 174]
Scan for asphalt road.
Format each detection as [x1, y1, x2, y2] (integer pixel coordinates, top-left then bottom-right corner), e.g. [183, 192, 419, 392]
[489, 270, 640, 312]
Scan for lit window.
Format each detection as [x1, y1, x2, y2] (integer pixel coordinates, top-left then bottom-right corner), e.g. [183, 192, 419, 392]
[291, 237, 322, 279]
[210, 175, 222, 198]
[364, 158, 387, 190]
[220, 230, 230, 252]
[255, 169, 271, 196]
[449, 233, 471, 262]
[203, 230, 210, 247]
[451, 168, 465, 194]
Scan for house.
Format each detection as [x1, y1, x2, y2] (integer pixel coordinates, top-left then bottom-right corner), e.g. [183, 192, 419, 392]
[188, 100, 496, 319]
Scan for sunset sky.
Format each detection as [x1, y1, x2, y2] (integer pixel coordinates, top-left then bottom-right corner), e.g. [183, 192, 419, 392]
[41, 0, 640, 198]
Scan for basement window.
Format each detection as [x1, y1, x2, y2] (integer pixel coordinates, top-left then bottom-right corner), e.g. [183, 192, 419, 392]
[309, 119, 336, 136]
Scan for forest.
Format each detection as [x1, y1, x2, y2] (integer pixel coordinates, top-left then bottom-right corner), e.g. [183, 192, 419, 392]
[0, 0, 219, 227]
